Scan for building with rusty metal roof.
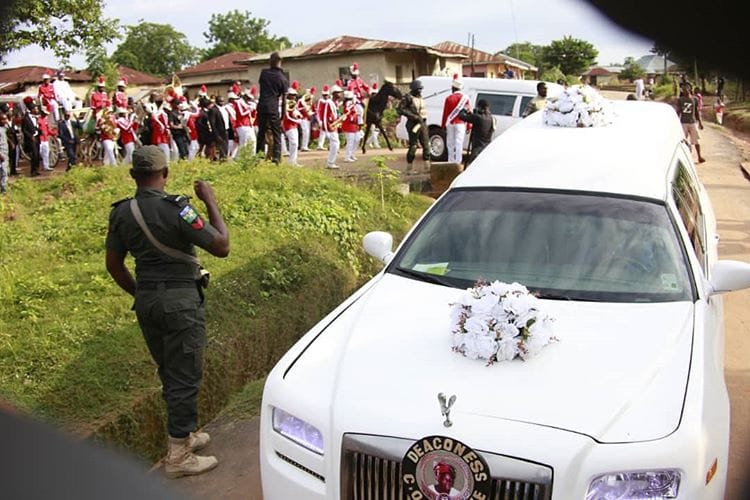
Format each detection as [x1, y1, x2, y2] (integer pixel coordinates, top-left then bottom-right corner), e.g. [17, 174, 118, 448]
[238, 35, 464, 92]
[431, 41, 538, 79]
[177, 51, 254, 97]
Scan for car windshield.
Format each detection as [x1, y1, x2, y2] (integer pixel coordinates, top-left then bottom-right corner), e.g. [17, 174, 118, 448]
[390, 189, 694, 302]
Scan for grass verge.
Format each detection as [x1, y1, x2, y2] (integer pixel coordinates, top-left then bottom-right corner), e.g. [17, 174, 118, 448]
[0, 155, 431, 459]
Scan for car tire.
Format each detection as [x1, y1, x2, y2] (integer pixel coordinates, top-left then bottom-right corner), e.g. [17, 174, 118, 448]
[429, 127, 448, 162]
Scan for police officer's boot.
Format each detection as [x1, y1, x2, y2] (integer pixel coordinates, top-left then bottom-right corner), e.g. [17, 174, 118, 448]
[188, 431, 210, 452]
[424, 159, 432, 172]
[165, 436, 218, 479]
[406, 162, 413, 174]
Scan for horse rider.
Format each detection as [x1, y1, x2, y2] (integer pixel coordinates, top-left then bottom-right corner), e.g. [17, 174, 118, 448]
[90, 77, 111, 118]
[346, 62, 370, 105]
[38, 73, 60, 121]
[113, 78, 128, 112]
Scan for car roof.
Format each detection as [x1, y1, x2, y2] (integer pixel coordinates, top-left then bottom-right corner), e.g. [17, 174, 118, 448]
[419, 76, 563, 96]
[452, 100, 684, 201]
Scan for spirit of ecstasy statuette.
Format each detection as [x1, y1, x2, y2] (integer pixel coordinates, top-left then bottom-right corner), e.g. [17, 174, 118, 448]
[437, 392, 456, 427]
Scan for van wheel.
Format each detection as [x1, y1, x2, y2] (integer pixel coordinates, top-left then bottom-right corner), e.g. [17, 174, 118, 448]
[429, 127, 448, 162]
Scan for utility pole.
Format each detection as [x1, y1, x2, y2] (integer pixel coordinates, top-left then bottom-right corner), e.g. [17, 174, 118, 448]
[468, 33, 475, 77]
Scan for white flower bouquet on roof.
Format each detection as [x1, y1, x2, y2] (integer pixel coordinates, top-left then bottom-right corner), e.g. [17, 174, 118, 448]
[543, 85, 614, 128]
[450, 280, 556, 364]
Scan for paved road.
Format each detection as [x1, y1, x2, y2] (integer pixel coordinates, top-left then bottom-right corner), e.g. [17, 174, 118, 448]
[162, 107, 750, 500]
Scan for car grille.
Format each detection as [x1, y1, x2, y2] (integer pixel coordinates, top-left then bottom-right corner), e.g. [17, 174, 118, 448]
[342, 434, 552, 500]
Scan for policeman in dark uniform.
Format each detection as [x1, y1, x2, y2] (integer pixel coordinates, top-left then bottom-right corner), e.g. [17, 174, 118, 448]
[105, 145, 229, 478]
[397, 79, 430, 172]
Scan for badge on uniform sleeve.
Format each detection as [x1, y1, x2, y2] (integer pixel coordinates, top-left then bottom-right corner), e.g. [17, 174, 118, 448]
[179, 205, 204, 230]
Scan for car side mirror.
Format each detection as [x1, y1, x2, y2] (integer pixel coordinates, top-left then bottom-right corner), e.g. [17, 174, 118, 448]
[363, 231, 394, 265]
[708, 260, 750, 295]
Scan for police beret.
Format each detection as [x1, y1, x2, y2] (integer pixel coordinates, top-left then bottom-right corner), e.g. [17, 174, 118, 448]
[131, 145, 167, 172]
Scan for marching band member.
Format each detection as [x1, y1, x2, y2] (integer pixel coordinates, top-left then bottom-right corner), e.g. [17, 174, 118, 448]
[366, 82, 381, 149]
[149, 95, 171, 163]
[90, 77, 111, 118]
[441, 74, 471, 164]
[113, 78, 128, 111]
[346, 62, 370, 104]
[319, 82, 343, 169]
[282, 84, 303, 166]
[225, 92, 239, 159]
[341, 90, 361, 162]
[38, 73, 60, 121]
[185, 102, 201, 160]
[233, 87, 255, 155]
[315, 85, 330, 151]
[115, 107, 137, 164]
[38, 107, 56, 171]
[297, 86, 315, 152]
[96, 108, 118, 166]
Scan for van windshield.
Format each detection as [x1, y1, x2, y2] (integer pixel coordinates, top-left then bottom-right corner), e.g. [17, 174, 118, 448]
[390, 189, 694, 303]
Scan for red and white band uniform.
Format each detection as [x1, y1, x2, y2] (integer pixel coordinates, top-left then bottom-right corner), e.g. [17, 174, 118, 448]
[296, 97, 314, 151]
[90, 89, 111, 117]
[185, 110, 201, 160]
[341, 100, 361, 162]
[233, 97, 256, 153]
[347, 77, 370, 104]
[318, 95, 340, 167]
[115, 115, 137, 164]
[113, 90, 128, 111]
[97, 115, 118, 166]
[282, 102, 303, 166]
[38, 114, 57, 170]
[441, 90, 472, 163]
[149, 107, 171, 163]
[38, 82, 59, 121]
[316, 96, 329, 150]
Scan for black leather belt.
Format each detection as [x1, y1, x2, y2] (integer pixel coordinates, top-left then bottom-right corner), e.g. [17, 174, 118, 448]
[137, 281, 196, 290]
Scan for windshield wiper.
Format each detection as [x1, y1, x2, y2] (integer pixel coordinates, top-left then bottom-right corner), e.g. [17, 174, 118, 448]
[394, 267, 455, 287]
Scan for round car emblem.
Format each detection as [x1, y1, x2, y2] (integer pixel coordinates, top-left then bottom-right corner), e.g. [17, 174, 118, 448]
[401, 435, 491, 499]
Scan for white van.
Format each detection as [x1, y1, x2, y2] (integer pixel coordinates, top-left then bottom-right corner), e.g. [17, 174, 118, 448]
[395, 76, 563, 161]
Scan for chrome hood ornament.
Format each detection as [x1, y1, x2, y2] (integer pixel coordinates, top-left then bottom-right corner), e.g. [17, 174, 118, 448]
[437, 392, 456, 427]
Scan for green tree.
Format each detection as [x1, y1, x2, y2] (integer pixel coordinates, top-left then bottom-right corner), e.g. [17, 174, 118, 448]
[85, 45, 119, 93]
[541, 36, 598, 76]
[500, 42, 544, 68]
[619, 57, 646, 81]
[0, 0, 120, 63]
[202, 10, 291, 61]
[112, 22, 197, 77]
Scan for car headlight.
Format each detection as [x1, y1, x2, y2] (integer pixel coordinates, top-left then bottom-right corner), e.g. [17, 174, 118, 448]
[586, 469, 681, 499]
[272, 407, 324, 455]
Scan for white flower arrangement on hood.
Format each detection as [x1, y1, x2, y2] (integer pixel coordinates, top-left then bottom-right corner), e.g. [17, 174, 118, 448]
[450, 280, 556, 364]
[543, 85, 614, 128]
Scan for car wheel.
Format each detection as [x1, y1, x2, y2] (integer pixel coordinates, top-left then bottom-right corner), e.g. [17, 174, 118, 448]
[429, 127, 448, 162]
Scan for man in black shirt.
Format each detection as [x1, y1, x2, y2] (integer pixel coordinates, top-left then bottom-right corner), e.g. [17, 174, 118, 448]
[256, 52, 289, 164]
[458, 99, 495, 166]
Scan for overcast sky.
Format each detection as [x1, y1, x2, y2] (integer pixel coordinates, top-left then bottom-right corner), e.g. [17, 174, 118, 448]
[2, 0, 654, 70]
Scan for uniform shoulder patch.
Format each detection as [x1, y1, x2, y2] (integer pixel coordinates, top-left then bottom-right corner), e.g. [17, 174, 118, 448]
[178, 204, 205, 230]
[110, 197, 132, 208]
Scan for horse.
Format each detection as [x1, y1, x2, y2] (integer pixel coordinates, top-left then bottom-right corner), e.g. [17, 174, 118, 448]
[361, 80, 402, 155]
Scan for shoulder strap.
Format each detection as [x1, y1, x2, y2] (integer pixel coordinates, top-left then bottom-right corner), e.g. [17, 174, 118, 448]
[129, 199, 200, 265]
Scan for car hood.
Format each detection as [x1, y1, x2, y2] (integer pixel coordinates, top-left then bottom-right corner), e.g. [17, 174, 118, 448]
[288, 274, 695, 443]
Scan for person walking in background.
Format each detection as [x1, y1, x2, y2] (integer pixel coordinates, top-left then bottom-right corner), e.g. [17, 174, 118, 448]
[21, 98, 41, 177]
[714, 95, 725, 125]
[282, 84, 302, 166]
[397, 79, 430, 172]
[58, 110, 79, 170]
[634, 77, 645, 100]
[315, 86, 330, 151]
[105, 145, 230, 479]
[37, 107, 55, 171]
[0, 112, 9, 194]
[522, 82, 548, 117]
[441, 74, 471, 164]
[116, 107, 137, 164]
[341, 90, 361, 162]
[318, 83, 342, 169]
[458, 99, 495, 166]
[97, 108, 118, 166]
[256, 52, 288, 164]
[676, 84, 706, 163]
